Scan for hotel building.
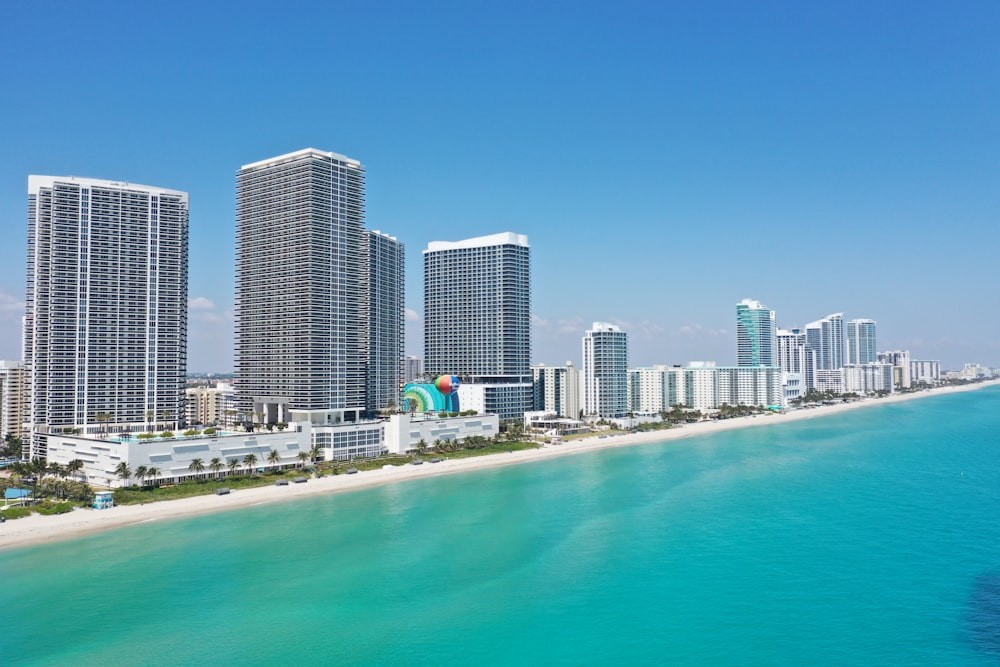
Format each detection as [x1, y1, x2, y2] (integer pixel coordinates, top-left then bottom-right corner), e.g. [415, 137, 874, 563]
[24, 176, 189, 457]
[423, 232, 532, 420]
[806, 313, 845, 393]
[582, 322, 629, 418]
[531, 362, 581, 418]
[846, 319, 878, 365]
[0, 360, 27, 441]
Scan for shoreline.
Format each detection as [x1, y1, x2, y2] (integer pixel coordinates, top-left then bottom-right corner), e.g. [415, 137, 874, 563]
[2, 380, 997, 552]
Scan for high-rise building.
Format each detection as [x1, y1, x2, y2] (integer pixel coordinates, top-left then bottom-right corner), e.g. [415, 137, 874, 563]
[805, 313, 845, 392]
[24, 176, 189, 456]
[846, 319, 877, 365]
[736, 299, 777, 367]
[532, 362, 581, 418]
[235, 148, 367, 425]
[404, 356, 424, 383]
[0, 360, 27, 442]
[878, 350, 912, 389]
[777, 327, 810, 403]
[582, 322, 629, 418]
[423, 232, 532, 420]
[364, 230, 405, 413]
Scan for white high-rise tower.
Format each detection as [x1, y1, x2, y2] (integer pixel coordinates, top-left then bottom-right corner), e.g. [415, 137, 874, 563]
[25, 176, 189, 456]
[582, 322, 629, 418]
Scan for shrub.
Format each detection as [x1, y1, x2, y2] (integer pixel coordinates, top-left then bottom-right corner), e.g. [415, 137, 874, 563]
[160, 431, 174, 438]
[137, 432, 156, 439]
[0, 506, 32, 520]
[183, 429, 200, 437]
[36, 501, 75, 515]
[203, 427, 217, 435]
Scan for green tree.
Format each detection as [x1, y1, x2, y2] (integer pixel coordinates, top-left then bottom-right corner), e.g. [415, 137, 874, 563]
[95, 412, 113, 437]
[114, 461, 132, 488]
[296, 451, 309, 468]
[267, 449, 281, 471]
[209, 457, 224, 478]
[227, 458, 240, 476]
[243, 453, 258, 473]
[134, 465, 148, 488]
[188, 457, 205, 479]
[146, 467, 161, 487]
[66, 459, 85, 479]
[309, 444, 321, 463]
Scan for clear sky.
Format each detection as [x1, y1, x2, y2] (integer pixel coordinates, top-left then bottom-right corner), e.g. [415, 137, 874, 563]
[1, 1, 998, 372]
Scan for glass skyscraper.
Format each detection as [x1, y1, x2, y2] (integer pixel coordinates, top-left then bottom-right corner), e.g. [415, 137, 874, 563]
[846, 318, 877, 365]
[736, 299, 777, 367]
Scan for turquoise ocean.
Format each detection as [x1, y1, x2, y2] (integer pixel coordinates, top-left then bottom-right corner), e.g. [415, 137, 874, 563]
[3, 387, 1000, 665]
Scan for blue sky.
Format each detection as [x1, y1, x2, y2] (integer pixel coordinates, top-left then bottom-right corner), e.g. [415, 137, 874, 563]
[1, 1, 998, 372]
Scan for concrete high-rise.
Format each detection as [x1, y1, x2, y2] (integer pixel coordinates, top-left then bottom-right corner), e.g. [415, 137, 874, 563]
[235, 148, 371, 424]
[846, 319, 877, 365]
[423, 232, 532, 420]
[805, 313, 845, 392]
[582, 322, 629, 418]
[25, 176, 189, 456]
[364, 230, 405, 413]
[532, 362, 581, 418]
[736, 299, 777, 367]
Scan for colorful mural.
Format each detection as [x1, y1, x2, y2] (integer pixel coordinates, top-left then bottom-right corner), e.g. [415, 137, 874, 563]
[402, 375, 461, 413]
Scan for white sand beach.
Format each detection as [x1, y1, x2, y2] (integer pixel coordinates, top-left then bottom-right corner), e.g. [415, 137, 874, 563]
[2, 380, 997, 551]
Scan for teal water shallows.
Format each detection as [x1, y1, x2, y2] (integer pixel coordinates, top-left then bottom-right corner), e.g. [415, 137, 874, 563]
[3, 388, 1000, 666]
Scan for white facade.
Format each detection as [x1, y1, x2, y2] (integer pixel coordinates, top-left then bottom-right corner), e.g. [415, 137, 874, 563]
[878, 350, 912, 388]
[46, 425, 313, 488]
[628, 365, 672, 413]
[843, 363, 895, 394]
[846, 319, 877, 365]
[532, 362, 581, 418]
[365, 230, 405, 412]
[25, 176, 189, 457]
[910, 360, 941, 384]
[717, 366, 784, 407]
[423, 232, 532, 420]
[383, 413, 499, 454]
[0, 360, 27, 440]
[806, 314, 845, 392]
[583, 323, 629, 418]
[456, 382, 535, 421]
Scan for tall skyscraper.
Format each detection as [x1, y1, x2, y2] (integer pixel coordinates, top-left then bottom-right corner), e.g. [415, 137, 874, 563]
[235, 148, 368, 425]
[364, 230, 405, 412]
[805, 313, 845, 392]
[736, 298, 777, 367]
[423, 232, 532, 420]
[25, 176, 189, 456]
[582, 322, 629, 418]
[846, 319, 877, 365]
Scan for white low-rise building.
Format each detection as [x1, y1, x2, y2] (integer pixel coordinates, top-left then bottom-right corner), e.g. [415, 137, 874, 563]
[383, 413, 499, 454]
[910, 360, 941, 384]
[46, 424, 313, 488]
[843, 363, 895, 394]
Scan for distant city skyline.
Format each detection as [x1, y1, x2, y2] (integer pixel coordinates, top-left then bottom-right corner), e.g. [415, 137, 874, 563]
[2, 2, 998, 371]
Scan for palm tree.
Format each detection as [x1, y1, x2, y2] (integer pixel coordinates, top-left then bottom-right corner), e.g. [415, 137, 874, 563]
[188, 457, 205, 479]
[66, 458, 85, 479]
[243, 453, 258, 474]
[95, 412, 113, 437]
[146, 467, 161, 487]
[134, 465, 148, 488]
[145, 410, 155, 430]
[296, 451, 309, 469]
[227, 458, 240, 476]
[209, 457, 224, 478]
[309, 444, 321, 463]
[267, 448, 281, 471]
[161, 410, 174, 430]
[114, 461, 132, 488]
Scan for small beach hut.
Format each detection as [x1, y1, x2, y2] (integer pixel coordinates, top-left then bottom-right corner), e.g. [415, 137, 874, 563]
[93, 491, 114, 510]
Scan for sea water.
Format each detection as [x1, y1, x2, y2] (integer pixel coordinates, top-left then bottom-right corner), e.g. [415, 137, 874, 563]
[2, 387, 999, 665]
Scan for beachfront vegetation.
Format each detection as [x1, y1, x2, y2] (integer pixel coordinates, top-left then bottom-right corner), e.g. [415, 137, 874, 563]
[1, 457, 95, 519]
